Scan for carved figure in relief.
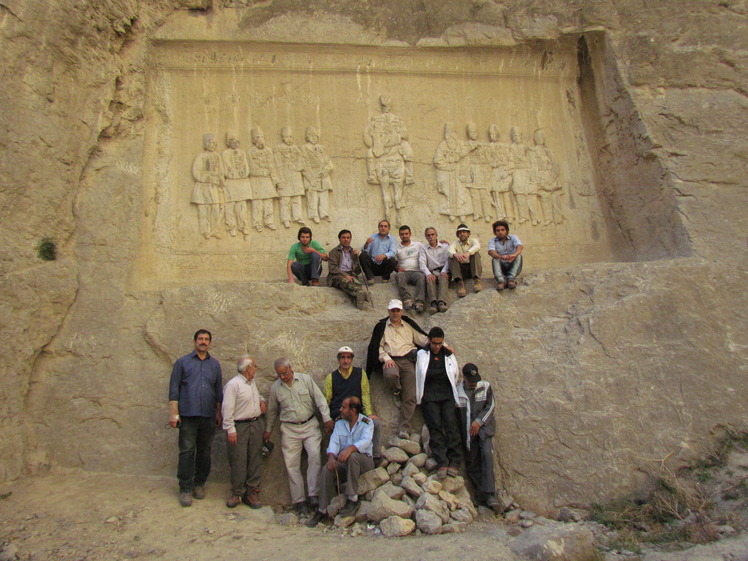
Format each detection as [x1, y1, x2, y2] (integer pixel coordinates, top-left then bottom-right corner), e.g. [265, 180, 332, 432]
[246, 127, 279, 232]
[274, 127, 307, 228]
[508, 127, 541, 226]
[191, 133, 225, 239]
[433, 123, 475, 223]
[363, 96, 414, 223]
[221, 133, 252, 237]
[463, 123, 495, 223]
[487, 125, 515, 223]
[301, 127, 333, 224]
[529, 130, 564, 225]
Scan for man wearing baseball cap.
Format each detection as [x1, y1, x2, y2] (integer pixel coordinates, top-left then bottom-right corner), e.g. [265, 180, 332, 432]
[457, 363, 501, 512]
[448, 223, 483, 297]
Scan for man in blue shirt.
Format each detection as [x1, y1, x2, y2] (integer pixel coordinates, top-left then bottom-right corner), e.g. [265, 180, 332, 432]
[360, 219, 398, 283]
[487, 219, 523, 290]
[168, 329, 224, 507]
[307, 396, 375, 526]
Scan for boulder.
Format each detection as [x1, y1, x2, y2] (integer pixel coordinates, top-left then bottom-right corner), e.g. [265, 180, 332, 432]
[407, 453, 428, 468]
[450, 507, 473, 523]
[276, 513, 298, 526]
[383, 447, 410, 463]
[412, 472, 427, 485]
[367, 492, 415, 523]
[424, 458, 438, 471]
[510, 523, 596, 561]
[372, 481, 405, 501]
[416, 491, 450, 524]
[401, 462, 420, 478]
[390, 472, 404, 486]
[422, 478, 442, 494]
[379, 515, 416, 537]
[416, 509, 443, 535]
[334, 514, 356, 528]
[357, 467, 390, 495]
[388, 437, 421, 455]
[400, 475, 424, 498]
[441, 522, 468, 534]
[387, 462, 401, 475]
[438, 490, 459, 510]
[440, 475, 465, 494]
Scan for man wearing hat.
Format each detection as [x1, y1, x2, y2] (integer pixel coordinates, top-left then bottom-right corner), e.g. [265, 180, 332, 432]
[366, 299, 428, 438]
[323, 346, 382, 462]
[457, 363, 501, 512]
[448, 223, 483, 297]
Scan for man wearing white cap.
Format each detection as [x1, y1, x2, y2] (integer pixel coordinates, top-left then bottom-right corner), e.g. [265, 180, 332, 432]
[367, 299, 428, 438]
[448, 223, 483, 297]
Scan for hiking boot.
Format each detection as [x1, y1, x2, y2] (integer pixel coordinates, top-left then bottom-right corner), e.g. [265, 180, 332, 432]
[306, 510, 325, 527]
[339, 499, 360, 517]
[496, 281, 506, 291]
[179, 492, 193, 507]
[447, 467, 460, 477]
[243, 488, 261, 509]
[438, 301, 449, 313]
[437, 467, 448, 480]
[226, 495, 241, 508]
[428, 302, 438, 315]
[193, 485, 206, 500]
[456, 280, 467, 298]
[507, 279, 517, 289]
[308, 496, 319, 510]
[473, 278, 483, 292]
[414, 301, 424, 313]
[294, 501, 310, 516]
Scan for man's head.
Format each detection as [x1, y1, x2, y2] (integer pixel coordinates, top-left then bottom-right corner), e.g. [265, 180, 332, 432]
[379, 95, 392, 113]
[337, 346, 354, 370]
[533, 129, 545, 146]
[462, 363, 481, 389]
[377, 220, 391, 236]
[387, 299, 403, 324]
[273, 358, 294, 385]
[251, 127, 265, 149]
[237, 356, 258, 382]
[338, 229, 352, 248]
[281, 126, 293, 145]
[399, 225, 411, 244]
[226, 133, 240, 149]
[298, 226, 313, 245]
[488, 124, 500, 143]
[456, 223, 471, 243]
[340, 396, 363, 421]
[202, 133, 216, 152]
[424, 227, 438, 247]
[466, 122, 478, 141]
[428, 326, 445, 354]
[492, 220, 509, 240]
[305, 126, 318, 144]
[510, 127, 522, 144]
[193, 329, 212, 353]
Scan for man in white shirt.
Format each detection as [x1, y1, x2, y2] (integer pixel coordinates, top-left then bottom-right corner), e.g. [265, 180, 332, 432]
[448, 223, 483, 297]
[222, 356, 266, 509]
[419, 227, 450, 314]
[394, 225, 426, 313]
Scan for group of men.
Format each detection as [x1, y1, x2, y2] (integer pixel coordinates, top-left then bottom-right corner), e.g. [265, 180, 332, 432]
[287, 218, 525, 312]
[168, 320, 502, 520]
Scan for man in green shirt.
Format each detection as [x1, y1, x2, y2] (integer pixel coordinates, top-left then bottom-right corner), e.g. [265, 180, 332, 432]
[287, 226, 328, 286]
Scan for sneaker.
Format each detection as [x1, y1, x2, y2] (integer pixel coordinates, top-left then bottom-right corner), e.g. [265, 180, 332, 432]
[306, 510, 325, 527]
[507, 280, 517, 289]
[496, 281, 506, 291]
[226, 495, 242, 508]
[473, 278, 483, 292]
[294, 501, 310, 516]
[456, 280, 467, 298]
[438, 301, 449, 313]
[193, 485, 206, 500]
[414, 302, 424, 313]
[179, 492, 193, 507]
[243, 488, 261, 509]
[447, 467, 459, 477]
[428, 302, 438, 315]
[437, 467, 448, 480]
[308, 496, 319, 510]
[339, 499, 360, 517]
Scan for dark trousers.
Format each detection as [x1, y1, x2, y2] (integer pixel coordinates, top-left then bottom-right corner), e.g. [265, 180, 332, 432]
[227, 418, 265, 496]
[291, 252, 323, 285]
[465, 435, 496, 503]
[178, 416, 216, 492]
[449, 253, 483, 281]
[318, 452, 375, 512]
[360, 253, 397, 281]
[421, 399, 462, 469]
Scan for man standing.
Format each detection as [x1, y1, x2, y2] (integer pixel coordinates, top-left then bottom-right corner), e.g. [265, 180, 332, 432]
[360, 219, 398, 283]
[394, 225, 426, 313]
[307, 396, 375, 527]
[457, 363, 501, 512]
[264, 358, 334, 515]
[274, 126, 307, 228]
[415, 327, 461, 479]
[323, 346, 382, 462]
[247, 126, 279, 232]
[487, 219, 523, 290]
[222, 356, 266, 509]
[191, 134, 225, 239]
[168, 329, 223, 507]
[286, 226, 327, 286]
[301, 126, 333, 224]
[419, 227, 450, 314]
[448, 223, 483, 297]
[327, 229, 371, 310]
[367, 299, 428, 439]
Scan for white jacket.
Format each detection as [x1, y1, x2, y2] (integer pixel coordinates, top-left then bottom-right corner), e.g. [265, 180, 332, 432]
[415, 348, 460, 405]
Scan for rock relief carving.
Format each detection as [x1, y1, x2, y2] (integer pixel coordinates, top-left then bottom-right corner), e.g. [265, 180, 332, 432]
[221, 132, 252, 237]
[301, 126, 333, 224]
[191, 133, 225, 239]
[487, 124, 515, 223]
[508, 127, 541, 226]
[363, 96, 414, 223]
[274, 126, 307, 228]
[433, 122, 477, 223]
[463, 122, 496, 223]
[529, 129, 565, 225]
[247, 127, 279, 232]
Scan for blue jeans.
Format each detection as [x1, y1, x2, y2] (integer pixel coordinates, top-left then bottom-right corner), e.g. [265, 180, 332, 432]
[291, 252, 322, 285]
[492, 255, 523, 282]
[178, 416, 216, 492]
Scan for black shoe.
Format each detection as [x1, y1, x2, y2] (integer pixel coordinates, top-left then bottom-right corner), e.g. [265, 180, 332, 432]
[294, 501, 310, 516]
[306, 510, 325, 527]
[308, 496, 319, 510]
[339, 499, 360, 517]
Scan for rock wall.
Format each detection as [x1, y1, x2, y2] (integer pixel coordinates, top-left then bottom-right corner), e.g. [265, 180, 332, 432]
[1, 0, 746, 513]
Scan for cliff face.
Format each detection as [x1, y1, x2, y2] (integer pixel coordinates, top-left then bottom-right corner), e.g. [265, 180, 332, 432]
[0, 0, 745, 512]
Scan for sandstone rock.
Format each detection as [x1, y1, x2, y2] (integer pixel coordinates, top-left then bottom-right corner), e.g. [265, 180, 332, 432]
[388, 437, 421, 456]
[510, 523, 596, 561]
[400, 475, 424, 498]
[505, 509, 522, 524]
[401, 462, 420, 478]
[424, 458, 438, 471]
[367, 493, 414, 523]
[327, 494, 346, 518]
[411, 472, 427, 485]
[521, 510, 538, 519]
[496, 489, 516, 513]
[354, 501, 371, 523]
[334, 514, 356, 528]
[521, 519, 535, 528]
[379, 515, 415, 538]
[440, 475, 465, 494]
[557, 506, 586, 522]
[402, 494, 416, 509]
[383, 447, 410, 463]
[407, 453, 428, 468]
[372, 481, 405, 501]
[390, 473, 404, 486]
[450, 507, 473, 523]
[438, 490, 459, 510]
[415, 509, 443, 535]
[386, 462, 401, 475]
[422, 479, 442, 495]
[441, 522, 468, 534]
[276, 513, 298, 526]
[415, 492, 450, 524]
[450, 486, 478, 518]
[357, 467, 389, 495]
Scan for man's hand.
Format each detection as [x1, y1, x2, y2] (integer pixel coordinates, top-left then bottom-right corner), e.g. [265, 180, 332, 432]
[302, 246, 316, 254]
[227, 432, 237, 445]
[440, 271, 449, 279]
[338, 445, 356, 463]
[215, 412, 223, 428]
[365, 237, 374, 247]
[344, 274, 355, 282]
[384, 359, 396, 370]
[168, 416, 180, 429]
[323, 420, 335, 434]
[397, 267, 406, 272]
[369, 414, 383, 421]
[375, 254, 386, 263]
[457, 253, 469, 263]
[426, 274, 436, 283]
[501, 254, 515, 262]
[469, 421, 481, 436]
[327, 455, 337, 472]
